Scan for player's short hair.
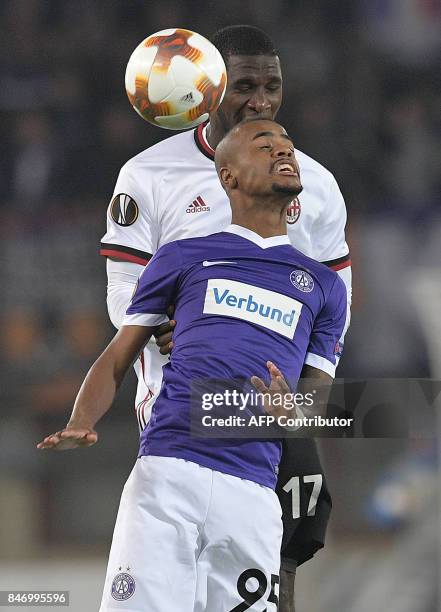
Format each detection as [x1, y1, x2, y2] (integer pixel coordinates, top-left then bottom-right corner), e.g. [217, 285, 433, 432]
[214, 117, 284, 177]
[210, 25, 277, 65]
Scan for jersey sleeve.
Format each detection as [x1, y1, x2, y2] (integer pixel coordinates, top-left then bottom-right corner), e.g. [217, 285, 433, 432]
[313, 176, 351, 272]
[100, 161, 158, 265]
[123, 241, 182, 327]
[312, 175, 352, 353]
[304, 275, 347, 377]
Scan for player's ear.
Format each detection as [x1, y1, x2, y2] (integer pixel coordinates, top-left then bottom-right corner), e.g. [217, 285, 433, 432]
[220, 167, 238, 190]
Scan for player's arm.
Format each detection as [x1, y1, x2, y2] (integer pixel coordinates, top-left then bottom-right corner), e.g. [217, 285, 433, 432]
[252, 273, 346, 430]
[102, 164, 177, 350]
[106, 258, 144, 329]
[266, 364, 333, 612]
[39, 241, 183, 450]
[100, 161, 157, 330]
[251, 361, 332, 435]
[37, 324, 155, 451]
[106, 258, 176, 352]
[314, 175, 352, 342]
[277, 276, 347, 611]
[294, 364, 333, 436]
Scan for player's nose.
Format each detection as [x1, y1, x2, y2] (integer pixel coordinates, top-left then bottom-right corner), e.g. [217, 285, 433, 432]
[247, 89, 271, 115]
[273, 143, 293, 158]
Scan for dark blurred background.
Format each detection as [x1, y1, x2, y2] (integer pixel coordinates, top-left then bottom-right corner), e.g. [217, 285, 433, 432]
[0, 1, 440, 610]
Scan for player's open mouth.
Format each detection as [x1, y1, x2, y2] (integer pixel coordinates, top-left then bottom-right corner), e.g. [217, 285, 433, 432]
[272, 160, 297, 176]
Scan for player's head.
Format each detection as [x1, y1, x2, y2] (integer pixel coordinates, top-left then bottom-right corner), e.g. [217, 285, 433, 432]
[209, 26, 282, 133]
[215, 118, 302, 205]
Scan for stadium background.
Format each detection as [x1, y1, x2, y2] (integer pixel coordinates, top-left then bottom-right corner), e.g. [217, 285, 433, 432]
[0, 0, 439, 610]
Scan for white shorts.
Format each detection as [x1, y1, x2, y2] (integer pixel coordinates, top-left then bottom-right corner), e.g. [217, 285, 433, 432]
[99, 456, 282, 612]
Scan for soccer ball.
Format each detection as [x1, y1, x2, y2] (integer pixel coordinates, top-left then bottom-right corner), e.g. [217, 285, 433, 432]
[125, 28, 227, 130]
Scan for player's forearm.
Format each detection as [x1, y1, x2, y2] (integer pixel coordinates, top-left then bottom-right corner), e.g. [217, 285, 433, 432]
[67, 325, 153, 430]
[67, 350, 123, 430]
[290, 365, 333, 436]
[275, 368, 333, 437]
[279, 568, 295, 612]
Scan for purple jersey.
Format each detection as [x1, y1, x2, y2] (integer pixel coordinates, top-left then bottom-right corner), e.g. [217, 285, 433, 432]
[124, 225, 347, 489]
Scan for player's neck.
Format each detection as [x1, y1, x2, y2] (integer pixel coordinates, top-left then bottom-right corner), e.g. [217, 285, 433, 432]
[231, 208, 288, 239]
[206, 119, 226, 149]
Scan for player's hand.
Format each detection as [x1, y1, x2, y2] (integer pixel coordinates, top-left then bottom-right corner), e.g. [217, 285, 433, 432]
[37, 428, 98, 451]
[153, 305, 176, 355]
[251, 361, 292, 419]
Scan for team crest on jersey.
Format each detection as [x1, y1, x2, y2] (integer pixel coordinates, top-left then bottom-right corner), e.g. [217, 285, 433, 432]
[111, 571, 136, 601]
[286, 198, 301, 224]
[110, 194, 139, 227]
[290, 270, 314, 293]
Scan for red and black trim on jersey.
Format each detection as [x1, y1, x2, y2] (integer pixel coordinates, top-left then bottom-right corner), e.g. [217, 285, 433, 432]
[321, 253, 351, 271]
[194, 122, 215, 161]
[100, 242, 152, 266]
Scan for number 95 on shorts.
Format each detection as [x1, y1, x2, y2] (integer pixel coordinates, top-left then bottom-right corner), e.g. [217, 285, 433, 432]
[229, 569, 279, 612]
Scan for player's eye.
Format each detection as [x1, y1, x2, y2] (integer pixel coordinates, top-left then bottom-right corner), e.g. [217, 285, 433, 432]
[260, 144, 272, 150]
[266, 80, 282, 91]
[235, 82, 254, 92]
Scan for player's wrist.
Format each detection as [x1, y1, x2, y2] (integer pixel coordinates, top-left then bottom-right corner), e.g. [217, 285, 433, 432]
[65, 419, 95, 431]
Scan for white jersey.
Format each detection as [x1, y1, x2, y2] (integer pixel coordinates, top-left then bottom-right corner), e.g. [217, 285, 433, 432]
[101, 123, 351, 428]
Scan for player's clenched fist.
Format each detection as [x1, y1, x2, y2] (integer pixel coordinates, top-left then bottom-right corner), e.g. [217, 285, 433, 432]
[37, 428, 98, 450]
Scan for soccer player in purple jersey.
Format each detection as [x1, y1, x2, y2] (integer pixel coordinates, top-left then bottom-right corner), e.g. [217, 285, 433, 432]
[103, 25, 351, 612]
[38, 118, 346, 612]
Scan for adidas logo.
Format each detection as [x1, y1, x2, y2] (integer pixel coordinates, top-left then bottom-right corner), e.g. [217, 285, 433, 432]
[180, 92, 195, 104]
[186, 196, 211, 214]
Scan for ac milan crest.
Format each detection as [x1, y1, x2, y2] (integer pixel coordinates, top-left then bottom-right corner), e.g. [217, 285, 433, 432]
[286, 198, 301, 224]
[110, 194, 139, 227]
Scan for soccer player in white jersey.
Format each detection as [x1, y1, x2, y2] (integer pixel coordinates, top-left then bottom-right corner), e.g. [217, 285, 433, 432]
[100, 26, 351, 611]
[39, 118, 347, 612]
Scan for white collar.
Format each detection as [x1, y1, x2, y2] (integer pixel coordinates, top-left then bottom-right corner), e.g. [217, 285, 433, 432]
[225, 224, 291, 249]
[202, 123, 215, 154]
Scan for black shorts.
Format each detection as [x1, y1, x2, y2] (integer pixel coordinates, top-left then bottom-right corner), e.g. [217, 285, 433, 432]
[276, 438, 332, 568]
